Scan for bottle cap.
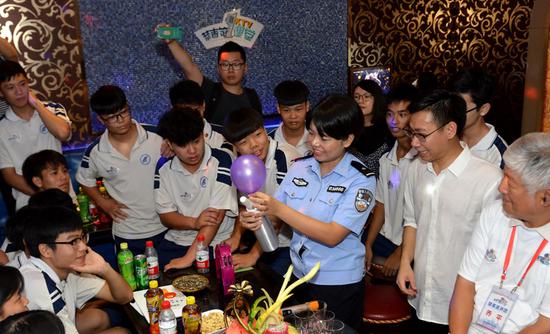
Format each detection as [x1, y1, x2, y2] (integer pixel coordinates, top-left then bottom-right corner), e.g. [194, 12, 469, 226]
[146, 240, 153, 247]
[161, 300, 171, 309]
[149, 280, 158, 289]
[186, 296, 195, 305]
[120, 242, 128, 250]
[197, 234, 205, 242]
[99, 186, 106, 192]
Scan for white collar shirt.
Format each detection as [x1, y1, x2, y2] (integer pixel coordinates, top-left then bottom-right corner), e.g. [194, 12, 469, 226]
[0, 104, 71, 209]
[403, 145, 502, 324]
[20, 257, 105, 334]
[469, 123, 508, 169]
[459, 202, 550, 333]
[155, 145, 238, 246]
[203, 120, 227, 149]
[76, 121, 165, 239]
[375, 141, 417, 245]
[272, 124, 311, 157]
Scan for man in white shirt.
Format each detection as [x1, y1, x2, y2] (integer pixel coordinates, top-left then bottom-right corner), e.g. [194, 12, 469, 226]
[154, 107, 237, 270]
[76, 85, 166, 256]
[451, 67, 508, 168]
[0, 60, 71, 210]
[269, 80, 311, 157]
[450, 132, 550, 334]
[396, 90, 502, 333]
[20, 205, 132, 334]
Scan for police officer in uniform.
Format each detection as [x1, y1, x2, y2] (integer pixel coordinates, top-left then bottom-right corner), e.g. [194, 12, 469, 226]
[241, 95, 376, 329]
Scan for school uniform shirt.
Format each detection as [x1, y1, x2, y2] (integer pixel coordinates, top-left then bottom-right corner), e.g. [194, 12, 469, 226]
[403, 145, 502, 325]
[76, 121, 166, 239]
[263, 138, 300, 247]
[274, 152, 376, 285]
[0, 103, 71, 209]
[469, 124, 508, 169]
[458, 202, 550, 333]
[5, 250, 29, 269]
[203, 119, 227, 149]
[155, 145, 238, 246]
[269, 124, 311, 157]
[375, 141, 417, 246]
[20, 257, 106, 334]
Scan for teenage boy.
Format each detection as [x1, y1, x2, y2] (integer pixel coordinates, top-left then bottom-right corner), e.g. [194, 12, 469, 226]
[396, 90, 502, 333]
[450, 67, 508, 168]
[0, 60, 71, 210]
[76, 85, 166, 256]
[20, 205, 133, 334]
[269, 80, 311, 156]
[22, 149, 71, 194]
[158, 26, 262, 124]
[169, 79, 230, 150]
[154, 107, 237, 270]
[223, 107, 299, 275]
[364, 84, 418, 277]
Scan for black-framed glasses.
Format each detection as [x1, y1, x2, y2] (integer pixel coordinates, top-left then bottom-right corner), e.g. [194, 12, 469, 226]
[100, 107, 130, 124]
[403, 122, 449, 143]
[465, 106, 477, 113]
[47, 233, 89, 247]
[218, 62, 244, 71]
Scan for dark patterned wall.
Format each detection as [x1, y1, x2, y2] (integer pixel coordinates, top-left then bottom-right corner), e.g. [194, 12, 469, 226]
[348, 0, 534, 142]
[0, 0, 90, 147]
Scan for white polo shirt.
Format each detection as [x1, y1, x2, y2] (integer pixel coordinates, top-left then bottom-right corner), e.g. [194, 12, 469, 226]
[0, 104, 71, 209]
[76, 121, 166, 239]
[20, 257, 105, 334]
[375, 141, 417, 246]
[403, 145, 502, 324]
[204, 120, 227, 149]
[269, 124, 310, 157]
[458, 202, 550, 333]
[262, 138, 299, 247]
[470, 124, 508, 169]
[155, 145, 238, 246]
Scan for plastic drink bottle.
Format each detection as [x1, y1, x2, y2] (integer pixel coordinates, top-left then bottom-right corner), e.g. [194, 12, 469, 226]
[117, 242, 137, 290]
[146, 280, 164, 334]
[195, 234, 209, 274]
[159, 300, 177, 334]
[145, 240, 160, 280]
[182, 296, 201, 334]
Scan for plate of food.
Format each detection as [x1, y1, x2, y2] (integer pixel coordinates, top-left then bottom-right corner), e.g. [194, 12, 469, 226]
[172, 274, 210, 293]
[202, 309, 226, 334]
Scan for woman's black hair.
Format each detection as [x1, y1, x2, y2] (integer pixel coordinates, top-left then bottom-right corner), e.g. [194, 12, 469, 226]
[0, 310, 65, 334]
[0, 267, 25, 317]
[307, 94, 363, 145]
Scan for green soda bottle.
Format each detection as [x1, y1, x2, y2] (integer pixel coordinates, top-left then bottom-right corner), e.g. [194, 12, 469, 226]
[117, 242, 137, 290]
[76, 187, 90, 226]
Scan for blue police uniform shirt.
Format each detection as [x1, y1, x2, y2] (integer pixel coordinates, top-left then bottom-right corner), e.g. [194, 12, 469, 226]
[274, 152, 376, 285]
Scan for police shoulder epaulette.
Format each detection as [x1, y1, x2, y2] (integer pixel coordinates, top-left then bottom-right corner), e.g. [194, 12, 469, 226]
[351, 160, 375, 177]
[292, 154, 314, 163]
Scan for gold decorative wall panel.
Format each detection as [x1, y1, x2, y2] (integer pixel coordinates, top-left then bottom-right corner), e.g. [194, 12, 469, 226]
[0, 0, 89, 146]
[349, 0, 534, 142]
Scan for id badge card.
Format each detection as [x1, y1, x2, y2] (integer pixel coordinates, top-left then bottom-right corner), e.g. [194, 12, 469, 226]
[476, 286, 518, 333]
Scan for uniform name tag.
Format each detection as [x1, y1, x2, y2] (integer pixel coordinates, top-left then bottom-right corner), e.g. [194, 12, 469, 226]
[292, 177, 308, 187]
[327, 185, 346, 193]
[476, 285, 518, 333]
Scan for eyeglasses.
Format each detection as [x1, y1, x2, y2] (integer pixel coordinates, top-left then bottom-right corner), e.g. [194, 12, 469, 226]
[100, 107, 130, 124]
[353, 93, 374, 101]
[465, 106, 477, 113]
[403, 122, 449, 143]
[47, 233, 89, 248]
[218, 62, 245, 71]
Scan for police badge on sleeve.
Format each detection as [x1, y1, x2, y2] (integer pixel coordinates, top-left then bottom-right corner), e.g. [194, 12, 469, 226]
[355, 188, 373, 212]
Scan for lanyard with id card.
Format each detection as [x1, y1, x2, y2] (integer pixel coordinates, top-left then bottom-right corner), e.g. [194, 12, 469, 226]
[476, 226, 548, 333]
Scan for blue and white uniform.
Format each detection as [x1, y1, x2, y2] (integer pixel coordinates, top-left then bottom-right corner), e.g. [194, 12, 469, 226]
[274, 152, 376, 285]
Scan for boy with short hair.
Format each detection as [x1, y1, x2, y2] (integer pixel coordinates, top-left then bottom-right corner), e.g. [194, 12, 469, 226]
[270, 80, 311, 156]
[364, 84, 418, 277]
[154, 107, 237, 270]
[20, 205, 133, 334]
[22, 149, 71, 194]
[0, 60, 71, 210]
[76, 85, 166, 256]
[223, 107, 299, 275]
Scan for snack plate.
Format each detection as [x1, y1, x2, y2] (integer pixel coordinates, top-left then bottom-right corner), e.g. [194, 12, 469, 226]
[172, 274, 210, 293]
[202, 309, 226, 334]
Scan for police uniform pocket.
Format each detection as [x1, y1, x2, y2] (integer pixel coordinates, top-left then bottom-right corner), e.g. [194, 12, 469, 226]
[284, 186, 308, 200]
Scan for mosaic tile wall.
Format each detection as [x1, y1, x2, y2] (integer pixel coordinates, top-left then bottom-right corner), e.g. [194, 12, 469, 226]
[78, 1, 348, 132]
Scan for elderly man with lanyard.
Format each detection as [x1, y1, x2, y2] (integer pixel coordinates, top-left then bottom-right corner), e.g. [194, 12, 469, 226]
[450, 132, 550, 333]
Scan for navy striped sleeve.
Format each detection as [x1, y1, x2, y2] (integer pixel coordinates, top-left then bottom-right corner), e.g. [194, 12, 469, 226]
[154, 156, 172, 189]
[211, 148, 233, 186]
[274, 148, 288, 185]
[492, 135, 508, 169]
[80, 138, 100, 168]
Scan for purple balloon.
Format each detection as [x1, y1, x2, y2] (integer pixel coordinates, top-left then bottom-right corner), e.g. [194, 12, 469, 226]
[230, 155, 267, 194]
